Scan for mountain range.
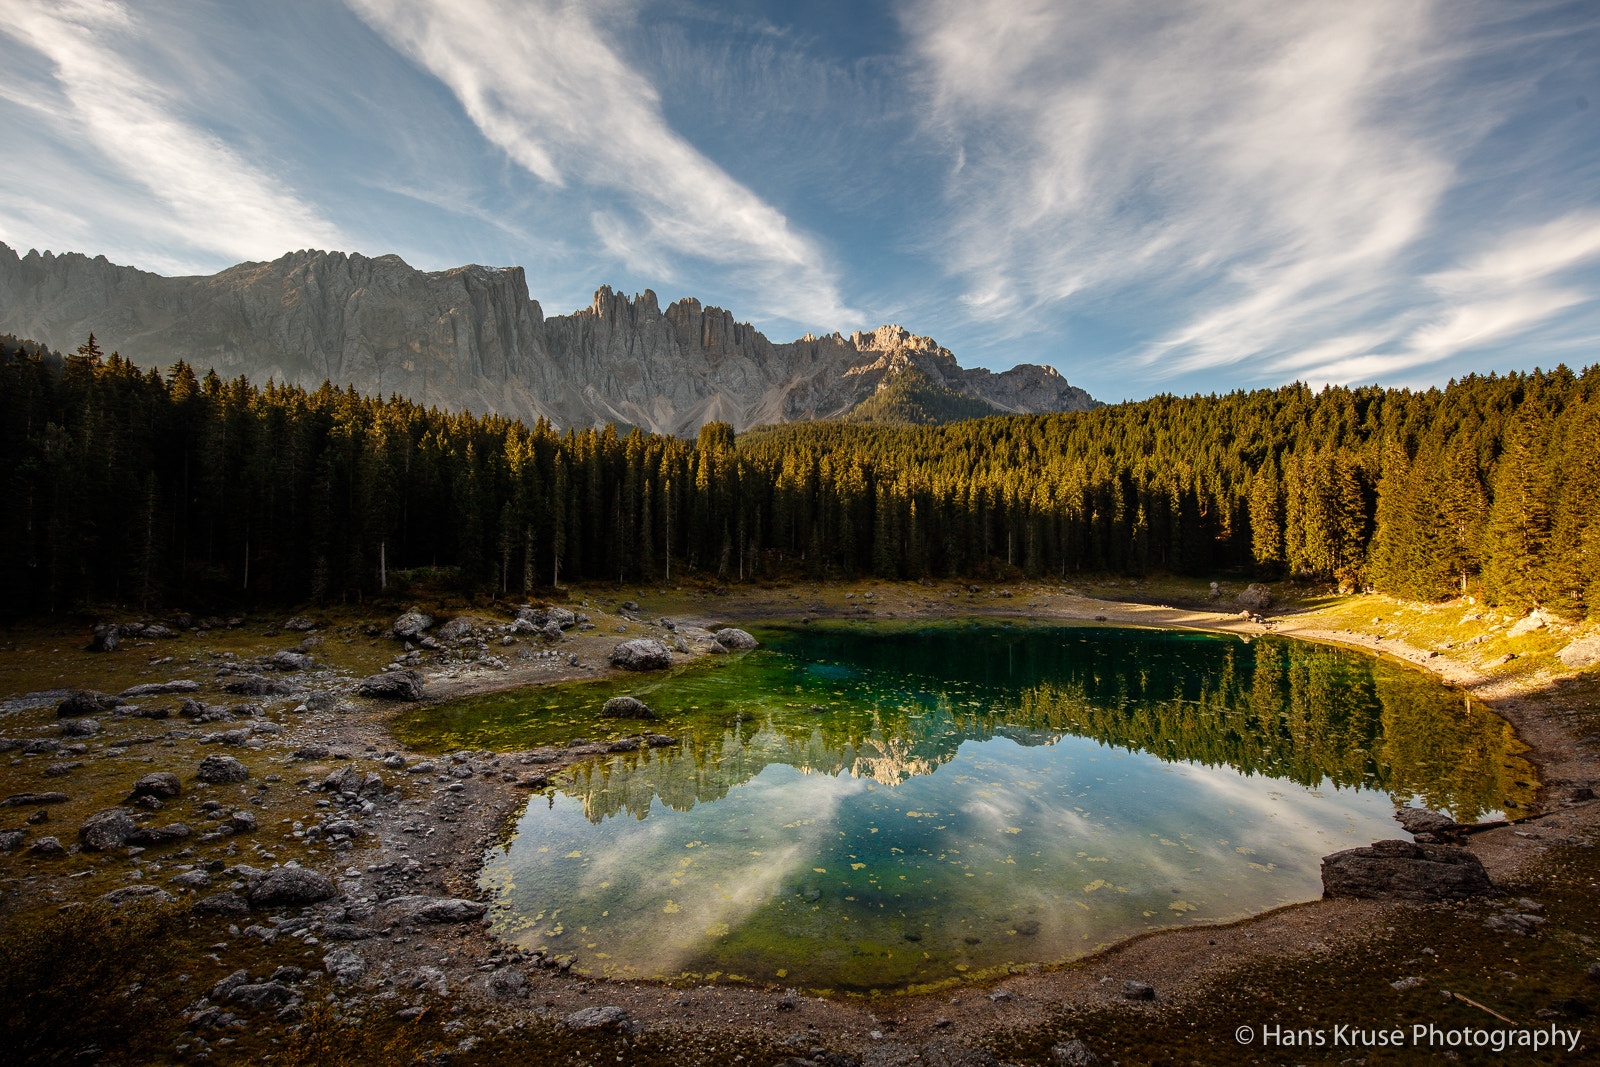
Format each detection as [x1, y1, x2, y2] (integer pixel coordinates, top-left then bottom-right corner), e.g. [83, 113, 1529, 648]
[0, 242, 1096, 434]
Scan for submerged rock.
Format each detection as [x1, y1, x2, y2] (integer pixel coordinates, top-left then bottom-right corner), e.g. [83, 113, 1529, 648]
[1321, 839, 1493, 901]
[600, 696, 656, 719]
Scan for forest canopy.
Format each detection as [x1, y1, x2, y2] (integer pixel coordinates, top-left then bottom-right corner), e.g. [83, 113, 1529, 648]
[2, 333, 1596, 617]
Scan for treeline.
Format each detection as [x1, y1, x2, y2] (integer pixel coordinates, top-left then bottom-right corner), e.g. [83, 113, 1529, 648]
[1, 334, 1596, 616]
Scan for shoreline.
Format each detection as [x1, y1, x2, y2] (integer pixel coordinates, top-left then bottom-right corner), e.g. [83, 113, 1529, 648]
[0, 582, 1595, 1062]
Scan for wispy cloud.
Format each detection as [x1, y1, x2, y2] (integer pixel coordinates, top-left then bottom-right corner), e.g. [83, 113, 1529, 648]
[0, 0, 344, 267]
[903, 0, 1600, 385]
[346, 0, 855, 327]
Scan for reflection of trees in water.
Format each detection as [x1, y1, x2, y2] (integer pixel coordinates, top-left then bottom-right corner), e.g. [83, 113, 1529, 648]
[557, 634, 1534, 825]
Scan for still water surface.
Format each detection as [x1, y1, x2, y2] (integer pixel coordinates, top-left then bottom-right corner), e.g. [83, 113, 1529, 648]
[399, 622, 1534, 991]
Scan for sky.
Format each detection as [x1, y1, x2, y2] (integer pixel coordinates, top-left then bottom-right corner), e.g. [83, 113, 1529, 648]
[1, 0, 1597, 403]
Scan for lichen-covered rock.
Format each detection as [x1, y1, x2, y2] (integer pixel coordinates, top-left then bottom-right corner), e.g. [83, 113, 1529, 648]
[80, 807, 137, 851]
[714, 628, 759, 650]
[393, 611, 434, 638]
[98, 885, 175, 906]
[323, 947, 367, 985]
[60, 717, 101, 737]
[248, 866, 337, 907]
[609, 638, 673, 670]
[268, 650, 314, 671]
[356, 669, 425, 701]
[563, 1005, 638, 1032]
[600, 696, 656, 720]
[283, 615, 316, 631]
[127, 822, 191, 846]
[1321, 839, 1493, 901]
[193, 891, 250, 915]
[196, 755, 249, 783]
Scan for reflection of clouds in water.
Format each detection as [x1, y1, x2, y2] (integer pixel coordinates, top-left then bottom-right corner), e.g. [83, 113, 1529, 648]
[509, 766, 867, 977]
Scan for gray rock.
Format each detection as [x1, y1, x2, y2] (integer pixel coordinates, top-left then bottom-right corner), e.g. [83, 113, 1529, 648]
[97, 885, 175, 906]
[3, 791, 69, 807]
[488, 967, 528, 997]
[283, 616, 316, 631]
[322, 923, 374, 940]
[27, 836, 64, 854]
[192, 891, 250, 915]
[600, 696, 656, 719]
[1395, 806, 1464, 841]
[322, 765, 363, 794]
[60, 717, 101, 737]
[268, 650, 314, 671]
[1122, 980, 1155, 1000]
[1321, 839, 1494, 901]
[170, 870, 212, 888]
[232, 981, 294, 1009]
[56, 690, 122, 717]
[229, 810, 258, 834]
[323, 947, 366, 985]
[21, 738, 61, 754]
[920, 1041, 1001, 1067]
[127, 822, 191, 845]
[379, 895, 489, 923]
[548, 607, 577, 629]
[563, 1005, 638, 1032]
[356, 669, 425, 701]
[1235, 584, 1272, 611]
[87, 625, 119, 653]
[1050, 1039, 1099, 1066]
[197, 755, 249, 783]
[248, 866, 337, 907]
[393, 611, 434, 638]
[223, 674, 291, 696]
[0, 829, 23, 851]
[1559, 636, 1600, 670]
[292, 744, 330, 760]
[212, 969, 251, 999]
[120, 680, 200, 698]
[714, 627, 759, 650]
[80, 807, 138, 851]
[609, 638, 673, 671]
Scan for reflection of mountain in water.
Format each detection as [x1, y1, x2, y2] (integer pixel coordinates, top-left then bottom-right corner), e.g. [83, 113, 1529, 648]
[559, 629, 1534, 825]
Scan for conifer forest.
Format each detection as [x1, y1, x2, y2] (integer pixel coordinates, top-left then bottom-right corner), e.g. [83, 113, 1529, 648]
[3, 334, 1596, 618]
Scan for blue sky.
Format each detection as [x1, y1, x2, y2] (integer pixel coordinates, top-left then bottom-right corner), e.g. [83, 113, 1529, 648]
[1, 0, 1597, 402]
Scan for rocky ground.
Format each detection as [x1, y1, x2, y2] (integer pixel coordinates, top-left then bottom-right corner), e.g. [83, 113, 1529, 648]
[1, 579, 1597, 1065]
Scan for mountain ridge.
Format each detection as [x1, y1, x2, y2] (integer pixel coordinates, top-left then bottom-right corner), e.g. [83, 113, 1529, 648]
[0, 242, 1098, 434]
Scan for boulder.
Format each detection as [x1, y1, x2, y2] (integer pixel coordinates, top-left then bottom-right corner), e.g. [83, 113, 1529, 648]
[393, 611, 434, 639]
[356, 670, 425, 701]
[322, 765, 363, 794]
[27, 836, 64, 855]
[1558, 636, 1600, 670]
[131, 772, 182, 799]
[1507, 612, 1547, 639]
[268, 650, 314, 671]
[488, 967, 528, 998]
[169, 870, 212, 888]
[87, 625, 119, 653]
[1235, 584, 1273, 611]
[80, 807, 138, 851]
[1, 791, 69, 807]
[714, 628, 759, 650]
[548, 608, 577, 629]
[196, 755, 249, 783]
[609, 638, 673, 671]
[379, 895, 489, 923]
[120, 680, 200, 698]
[223, 674, 292, 696]
[56, 690, 122, 717]
[60, 718, 101, 737]
[1321, 839, 1493, 901]
[283, 616, 317, 631]
[248, 866, 337, 907]
[600, 696, 657, 720]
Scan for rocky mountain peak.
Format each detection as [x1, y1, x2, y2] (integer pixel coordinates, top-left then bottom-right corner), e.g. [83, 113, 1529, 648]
[0, 241, 1098, 434]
